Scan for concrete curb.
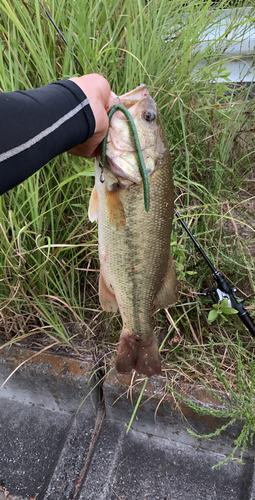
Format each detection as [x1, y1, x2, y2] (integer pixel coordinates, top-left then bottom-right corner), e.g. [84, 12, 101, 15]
[0, 345, 252, 456]
[103, 369, 250, 457]
[0, 345, 98, 414]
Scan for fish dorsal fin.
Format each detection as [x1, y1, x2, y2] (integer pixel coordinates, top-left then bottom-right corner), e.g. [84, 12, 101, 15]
[88, 185, 99, 222]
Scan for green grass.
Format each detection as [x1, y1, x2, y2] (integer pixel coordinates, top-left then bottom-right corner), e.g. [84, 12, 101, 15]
[0, 0, 255, 465]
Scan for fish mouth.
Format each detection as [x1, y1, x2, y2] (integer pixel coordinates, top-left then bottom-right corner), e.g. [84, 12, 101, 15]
[105, 84, 156, 183]
[105, 85, 148, 113]
[106, 156, 142, 184]
[118, 84, 148, 108]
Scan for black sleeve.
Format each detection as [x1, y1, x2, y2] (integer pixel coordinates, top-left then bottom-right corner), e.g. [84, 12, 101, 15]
[0, 79, 96, 195]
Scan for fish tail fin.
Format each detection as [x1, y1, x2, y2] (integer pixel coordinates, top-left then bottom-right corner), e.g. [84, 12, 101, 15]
[115, 330, 161, 377]
[135, 337, 162, 377]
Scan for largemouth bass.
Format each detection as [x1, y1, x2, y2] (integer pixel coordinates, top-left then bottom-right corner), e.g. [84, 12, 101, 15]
[89, 85, 178, 377]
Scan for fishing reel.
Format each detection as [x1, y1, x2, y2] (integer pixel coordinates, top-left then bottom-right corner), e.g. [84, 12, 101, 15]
[201, 285, 239, 309]
[174, 210, 255, 336]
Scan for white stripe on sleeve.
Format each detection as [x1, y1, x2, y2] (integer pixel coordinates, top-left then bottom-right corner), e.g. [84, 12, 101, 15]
[0, 97, 90, 163]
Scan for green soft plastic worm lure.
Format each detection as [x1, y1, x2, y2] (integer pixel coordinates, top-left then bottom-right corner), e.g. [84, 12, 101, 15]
[99, 104, 150, 212]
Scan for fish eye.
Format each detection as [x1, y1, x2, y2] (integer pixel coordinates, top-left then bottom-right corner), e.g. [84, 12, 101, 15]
[143, 110, 156, 122]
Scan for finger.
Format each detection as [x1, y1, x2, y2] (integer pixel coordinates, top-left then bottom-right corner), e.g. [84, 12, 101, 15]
[106, 94, 120, 112]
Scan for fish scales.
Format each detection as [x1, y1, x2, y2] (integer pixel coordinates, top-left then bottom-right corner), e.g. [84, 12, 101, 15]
[89, 84, 178, 377]
[98, 163, 171, 332]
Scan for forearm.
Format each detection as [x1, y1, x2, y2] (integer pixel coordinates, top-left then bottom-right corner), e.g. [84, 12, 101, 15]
[0, 80, 95, 195]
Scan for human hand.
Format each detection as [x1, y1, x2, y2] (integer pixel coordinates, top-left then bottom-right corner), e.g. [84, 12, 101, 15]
[68, 74, 118, 158]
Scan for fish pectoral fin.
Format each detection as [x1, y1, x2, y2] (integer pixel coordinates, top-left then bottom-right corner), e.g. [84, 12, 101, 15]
[99, 272, 118, 313]
[116, 331, 161, 377]
[154, 253, 179, 309]
[106, 189, 126, 229]
[88, 185, 99, 222]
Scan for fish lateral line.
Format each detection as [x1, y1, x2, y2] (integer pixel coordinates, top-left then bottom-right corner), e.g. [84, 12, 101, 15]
[99, 104, 150, 212]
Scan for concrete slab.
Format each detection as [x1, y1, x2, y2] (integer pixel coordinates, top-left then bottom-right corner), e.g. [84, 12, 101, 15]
[44, 404, 105, 500]
[0, 346, 99, 500]
[80, 420, 253, 500]
[0, 397, 71, 499]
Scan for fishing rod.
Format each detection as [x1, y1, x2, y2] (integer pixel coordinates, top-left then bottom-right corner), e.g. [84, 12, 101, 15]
[174, 209, 255, 336]
[38, 0, 83, 71]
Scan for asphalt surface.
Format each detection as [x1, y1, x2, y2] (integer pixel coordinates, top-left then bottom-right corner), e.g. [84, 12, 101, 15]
[0, 345, 255, 500]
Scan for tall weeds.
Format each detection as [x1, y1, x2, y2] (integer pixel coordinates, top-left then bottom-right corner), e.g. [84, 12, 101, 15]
[0, 1, 254, 401]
